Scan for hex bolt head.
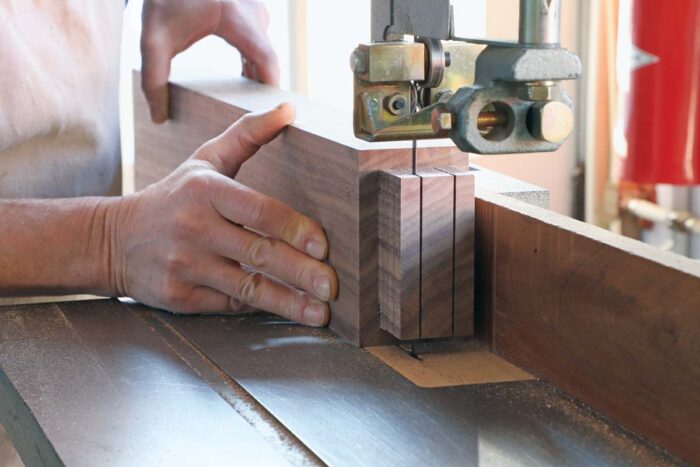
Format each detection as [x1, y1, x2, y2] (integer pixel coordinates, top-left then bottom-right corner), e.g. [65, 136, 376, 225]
[527, 101, 574, 144]
[431, 109, 453, 133]
[519, 84, 555, 102]
[386, 94, 408, 116]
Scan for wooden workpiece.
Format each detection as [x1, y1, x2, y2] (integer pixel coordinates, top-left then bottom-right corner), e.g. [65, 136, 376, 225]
[133, 74, 700, 464]
[133, 72, 468, 347]
[378, 168, 475, 340]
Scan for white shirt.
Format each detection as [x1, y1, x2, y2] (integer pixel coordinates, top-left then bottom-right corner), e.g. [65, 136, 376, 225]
[0, 0, 123, 198]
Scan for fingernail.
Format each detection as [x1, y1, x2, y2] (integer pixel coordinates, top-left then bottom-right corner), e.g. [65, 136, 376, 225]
[313, 275, 331, 301]
[150, 107, 167, 125]
[306, 239, 326, 260]
[304, 302, 328, 327]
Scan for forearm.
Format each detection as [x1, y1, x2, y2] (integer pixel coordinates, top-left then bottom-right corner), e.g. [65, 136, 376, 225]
[0, 197, 121, 297]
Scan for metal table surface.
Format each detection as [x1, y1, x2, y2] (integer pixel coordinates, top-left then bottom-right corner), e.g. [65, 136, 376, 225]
[0, 299, 685, 466]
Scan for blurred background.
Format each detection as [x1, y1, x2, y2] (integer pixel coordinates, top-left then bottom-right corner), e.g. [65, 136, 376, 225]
[120, 0, 700, 259]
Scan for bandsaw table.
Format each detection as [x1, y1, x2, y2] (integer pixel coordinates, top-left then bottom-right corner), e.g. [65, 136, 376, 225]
[0, 300, 685, 466]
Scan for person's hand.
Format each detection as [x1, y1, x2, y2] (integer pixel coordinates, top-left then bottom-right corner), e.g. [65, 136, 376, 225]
[141, 0, 280, 123]
[109, 104, 337, 326]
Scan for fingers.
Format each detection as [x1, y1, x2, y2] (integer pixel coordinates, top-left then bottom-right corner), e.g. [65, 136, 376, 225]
[194, 103, 296, 176]
[208, 176, 328, 261]
[199, 258, 330, 327]
[206, 219, 337, 302]
[241, 52, 280, 86]
[141, 32, 173, 124]
[218, 1, 280, 86]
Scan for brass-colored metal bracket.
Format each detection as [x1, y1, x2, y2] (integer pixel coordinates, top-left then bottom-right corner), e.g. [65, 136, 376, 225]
[352, 41, 483, 143]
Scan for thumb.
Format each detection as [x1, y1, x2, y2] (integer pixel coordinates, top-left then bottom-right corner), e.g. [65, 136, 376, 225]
[194, 103, 296, 176]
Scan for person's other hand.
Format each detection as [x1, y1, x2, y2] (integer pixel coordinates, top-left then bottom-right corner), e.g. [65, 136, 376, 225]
[110, 104, 337, 326]
[141, 0, 280, 123]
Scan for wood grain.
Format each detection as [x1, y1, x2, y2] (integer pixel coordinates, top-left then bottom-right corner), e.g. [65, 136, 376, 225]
[438, 167, 475, 336]
[378, 172, 389, 333]
[378, 171, 421, 340]
[475, 188, 700, 465]
[418, 169, 455, 339]
[133, 72, 468, 346]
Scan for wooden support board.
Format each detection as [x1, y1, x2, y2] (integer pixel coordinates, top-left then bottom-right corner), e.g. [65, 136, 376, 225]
[133, 72, 468, 346]
[475, 188, 700, 465]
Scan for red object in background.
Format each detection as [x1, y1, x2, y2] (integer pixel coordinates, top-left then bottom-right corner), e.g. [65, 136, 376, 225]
[622, 0, 700, 185]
